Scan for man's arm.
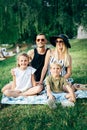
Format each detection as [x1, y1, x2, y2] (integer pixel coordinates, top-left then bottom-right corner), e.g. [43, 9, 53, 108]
[40, 49, 51, 83]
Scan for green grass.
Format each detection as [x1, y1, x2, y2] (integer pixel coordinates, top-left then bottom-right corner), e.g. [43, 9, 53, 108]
[70, 39, 87, 83]
[0, 39, 87, 130]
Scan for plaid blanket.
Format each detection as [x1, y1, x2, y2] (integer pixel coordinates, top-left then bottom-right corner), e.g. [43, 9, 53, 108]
[1, 90, 87, 104]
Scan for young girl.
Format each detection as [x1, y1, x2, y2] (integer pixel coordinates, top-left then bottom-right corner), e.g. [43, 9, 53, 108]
[1, 53, 43, 97]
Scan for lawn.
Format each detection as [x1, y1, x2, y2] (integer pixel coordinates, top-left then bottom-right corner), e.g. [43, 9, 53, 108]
[0, 39, 87, 130]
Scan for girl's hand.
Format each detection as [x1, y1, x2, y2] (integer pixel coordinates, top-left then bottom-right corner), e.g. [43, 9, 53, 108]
[37, 81, 43, 85]
[48, 94, 55, 100]
[11, 69, 15, 76]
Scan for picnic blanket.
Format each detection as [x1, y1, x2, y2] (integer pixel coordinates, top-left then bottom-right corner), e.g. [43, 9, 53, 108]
[1, 90, 87, 104]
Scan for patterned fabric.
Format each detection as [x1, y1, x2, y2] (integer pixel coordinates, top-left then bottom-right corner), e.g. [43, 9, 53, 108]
[1, 90, 87, 104]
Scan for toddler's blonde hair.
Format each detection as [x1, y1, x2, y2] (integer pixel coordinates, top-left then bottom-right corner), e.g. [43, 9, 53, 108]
[50, 61, 62, 69]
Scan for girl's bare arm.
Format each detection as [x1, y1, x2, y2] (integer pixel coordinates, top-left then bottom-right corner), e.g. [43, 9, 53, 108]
[12, 71, 16, 89]
[31, 74, 37, 87]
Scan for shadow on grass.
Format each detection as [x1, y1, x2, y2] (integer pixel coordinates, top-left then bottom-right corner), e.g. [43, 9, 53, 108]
[0, 103, 11, 110]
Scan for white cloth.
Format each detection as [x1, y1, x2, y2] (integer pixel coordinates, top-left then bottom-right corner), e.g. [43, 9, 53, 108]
[14, 66, 36, 92]
[16, 46, 20, 53]
[1, 90, 87, 104]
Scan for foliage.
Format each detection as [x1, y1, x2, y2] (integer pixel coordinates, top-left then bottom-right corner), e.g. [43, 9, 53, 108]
[0, 0, 87, 44]
[0, 39, 87, 130]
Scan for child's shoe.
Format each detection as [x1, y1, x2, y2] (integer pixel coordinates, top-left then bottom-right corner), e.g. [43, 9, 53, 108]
[61, 100, 75, 107]
[47, 99, 57, 109]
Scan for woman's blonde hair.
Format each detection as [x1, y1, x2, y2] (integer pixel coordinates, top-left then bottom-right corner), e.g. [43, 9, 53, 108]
[54, 43, 70, 67]
[17, 53, 29, 67]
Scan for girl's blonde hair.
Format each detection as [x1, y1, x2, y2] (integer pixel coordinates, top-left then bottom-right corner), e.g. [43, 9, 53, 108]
[54, 43, 70, 67]
[17, 53, 29, 67]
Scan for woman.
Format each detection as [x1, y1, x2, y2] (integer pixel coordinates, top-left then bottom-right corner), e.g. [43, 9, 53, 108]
[40, 34, 73, 84]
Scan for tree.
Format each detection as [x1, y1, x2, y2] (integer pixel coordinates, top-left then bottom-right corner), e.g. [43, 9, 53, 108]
[0, 0, 87, 45]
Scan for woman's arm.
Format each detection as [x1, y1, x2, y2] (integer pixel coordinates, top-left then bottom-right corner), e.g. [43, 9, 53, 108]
[40, 49, 51, 83]
[64, 55, 72, 79]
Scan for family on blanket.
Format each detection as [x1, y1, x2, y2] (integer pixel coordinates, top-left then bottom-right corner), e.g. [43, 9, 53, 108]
[1, 33, 87, 108]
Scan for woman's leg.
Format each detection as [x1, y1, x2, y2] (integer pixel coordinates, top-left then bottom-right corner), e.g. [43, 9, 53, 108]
[72, 83, 87, 91]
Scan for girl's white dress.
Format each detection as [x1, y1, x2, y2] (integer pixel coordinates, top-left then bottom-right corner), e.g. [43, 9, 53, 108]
[14, 66, 36, 92]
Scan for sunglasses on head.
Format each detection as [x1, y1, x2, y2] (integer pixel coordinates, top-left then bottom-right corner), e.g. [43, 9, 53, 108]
[36, 39, 45, 42]
[56, 40, 64, 43]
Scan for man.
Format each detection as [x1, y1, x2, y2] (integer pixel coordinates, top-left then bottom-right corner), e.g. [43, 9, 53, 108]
[27, 33, 50, 82]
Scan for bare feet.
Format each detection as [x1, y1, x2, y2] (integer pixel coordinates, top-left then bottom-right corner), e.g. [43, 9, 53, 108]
[73, 84, 87, 90]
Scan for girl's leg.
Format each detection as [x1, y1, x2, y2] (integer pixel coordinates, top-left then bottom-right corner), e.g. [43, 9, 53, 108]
[1, 82, 21, 97]
[3, 90, 21, 97]
[1, 82, 13, 93]
[20, 85, 43, 96]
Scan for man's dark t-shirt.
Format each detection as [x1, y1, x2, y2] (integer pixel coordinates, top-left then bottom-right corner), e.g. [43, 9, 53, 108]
[31, 48, 49, 81]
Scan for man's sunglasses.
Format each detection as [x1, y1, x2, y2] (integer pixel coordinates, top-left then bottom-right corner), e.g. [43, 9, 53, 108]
[36, 39, 45, 42]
